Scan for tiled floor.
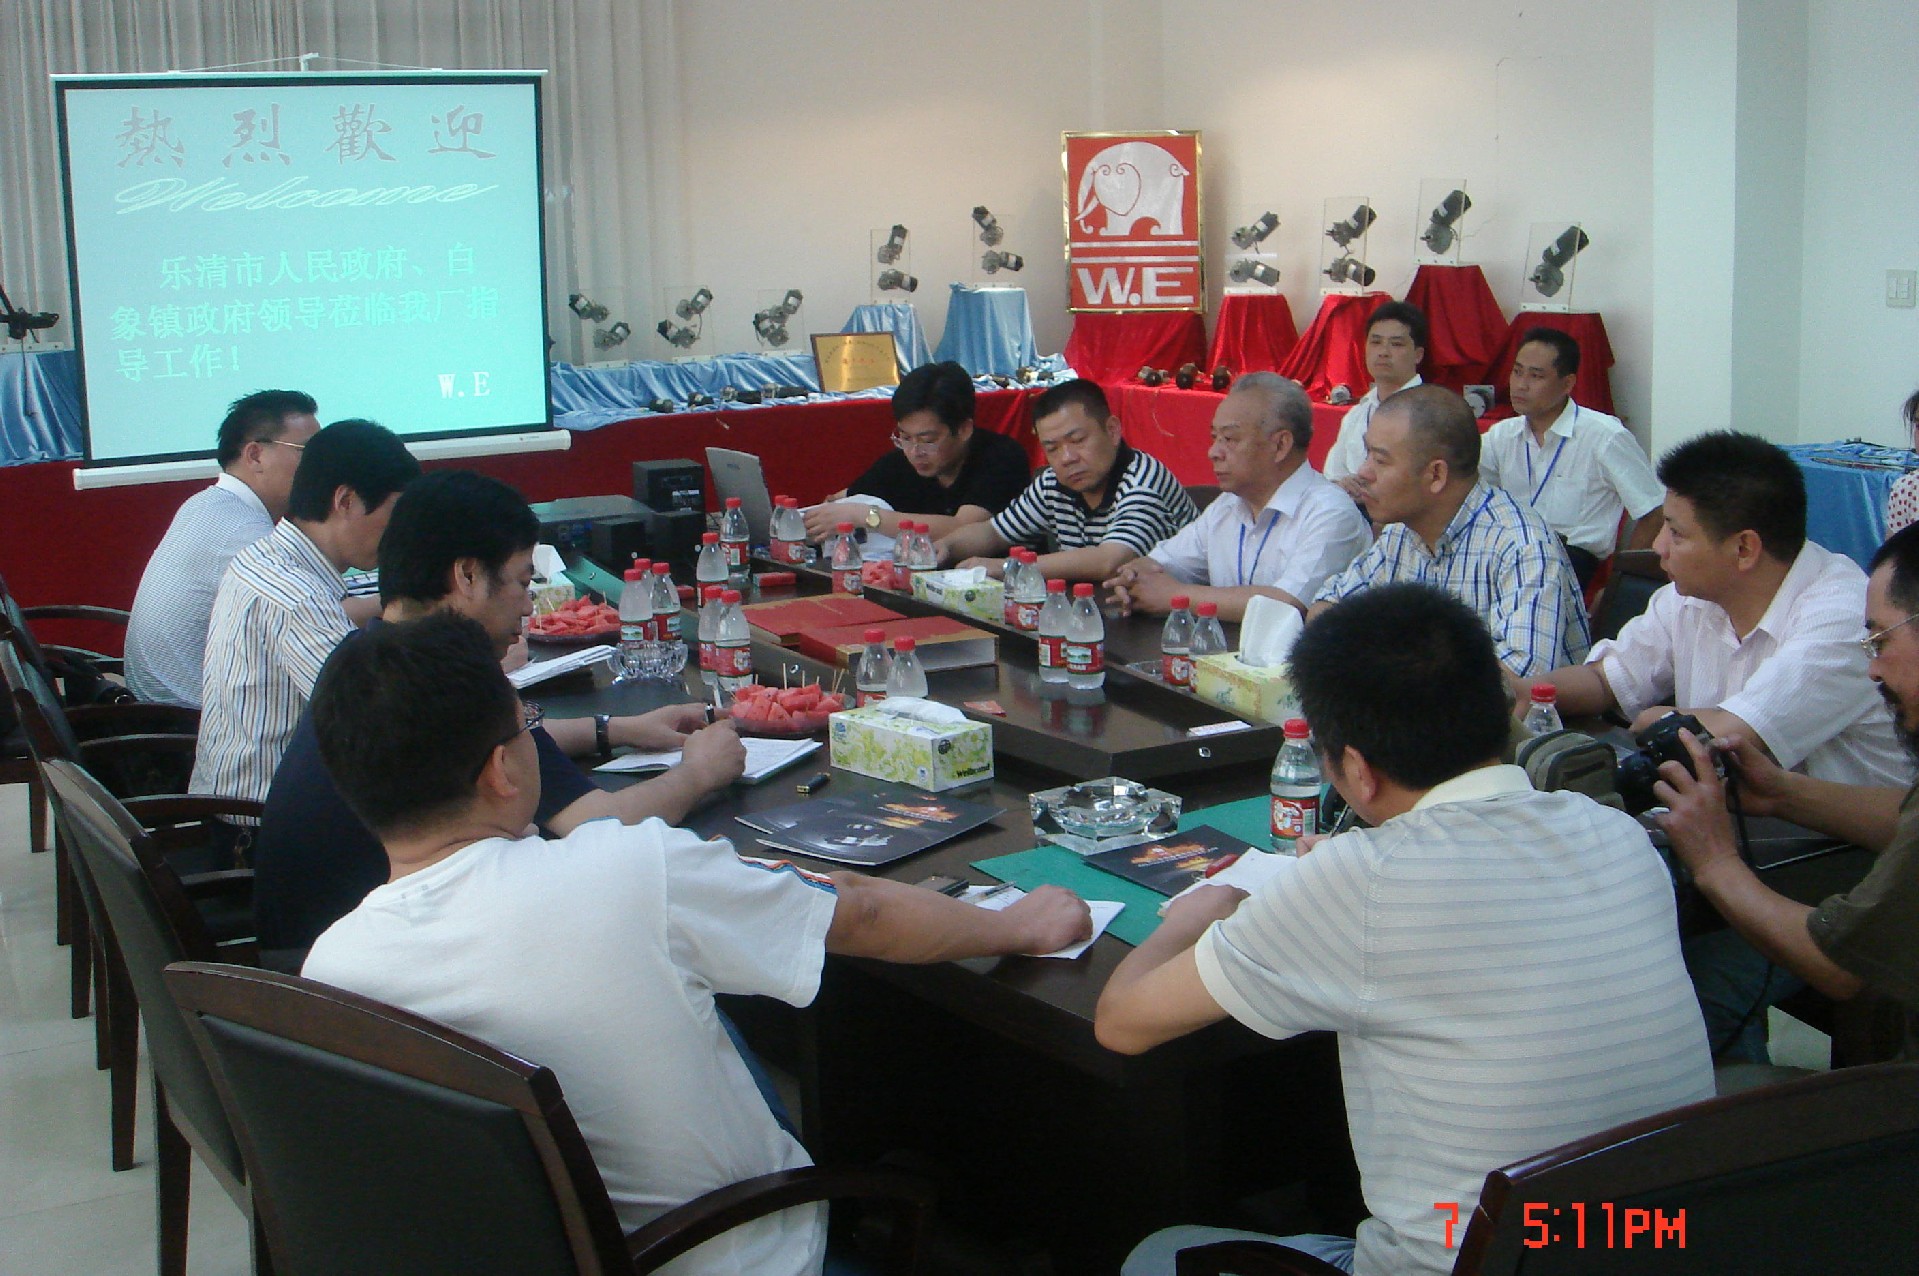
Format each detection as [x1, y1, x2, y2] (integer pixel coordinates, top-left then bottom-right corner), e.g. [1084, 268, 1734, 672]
[0, 783, 250, 1275]
[0, 778, 1831, 1274]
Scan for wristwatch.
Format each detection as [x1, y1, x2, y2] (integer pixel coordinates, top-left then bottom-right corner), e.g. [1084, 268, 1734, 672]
[864, 506, 883, 530]
[594, 713, 613, 761]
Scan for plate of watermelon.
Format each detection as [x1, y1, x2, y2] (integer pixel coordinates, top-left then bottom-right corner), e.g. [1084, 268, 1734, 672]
[728, 682, 848, 737]
[527, 598, 621, 646]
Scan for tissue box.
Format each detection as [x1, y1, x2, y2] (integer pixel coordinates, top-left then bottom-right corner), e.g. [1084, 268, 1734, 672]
[531, 579, 577, 616]
[829, 702, 995, 791]
[1192, 653, 1299, 725]
[911, 570, 1005, 624]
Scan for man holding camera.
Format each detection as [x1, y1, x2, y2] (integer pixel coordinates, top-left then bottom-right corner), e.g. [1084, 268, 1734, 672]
[1522, 431, 1908, 788]
[1655, 522, 1919, 1063]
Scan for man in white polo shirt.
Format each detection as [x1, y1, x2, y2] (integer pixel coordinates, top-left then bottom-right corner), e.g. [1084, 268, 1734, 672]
[125, 390, 321, 706]
[1526, 430, 1911, 790]
[1319, 300, 1426, 498]
[1098, 583, 1711, 1276]
[1480, 327, 1664, 588]
[1102, 372, 1370, 620]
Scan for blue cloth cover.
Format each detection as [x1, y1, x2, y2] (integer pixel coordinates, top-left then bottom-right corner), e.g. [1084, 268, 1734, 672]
[841, 302, 930, 373]
[932, 284, 1039, 376]
[1782, 441, 1910, 570]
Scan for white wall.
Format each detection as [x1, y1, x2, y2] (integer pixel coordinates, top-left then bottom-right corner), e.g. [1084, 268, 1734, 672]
[1796, 0, 1919, 445]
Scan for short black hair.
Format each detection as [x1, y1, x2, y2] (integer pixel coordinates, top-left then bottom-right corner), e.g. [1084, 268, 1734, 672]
[1518, 327, 1582, 378]
[1656, 430, 1805, 560]
[892, 361, 975, 431]
[378, 471, 539, 606]
[215, 389, 317, 466]
[1903, 386, 1919, 436]
[1379, 384, 1480, 476]
[311, 612, 519, 836]
[1033, 378, 1111, 426]
[1290, 582, 1511, 790]
[285, 419, 422, 523]
[1368, 300, 1429, 352]
[1870, 523, 1919, 613]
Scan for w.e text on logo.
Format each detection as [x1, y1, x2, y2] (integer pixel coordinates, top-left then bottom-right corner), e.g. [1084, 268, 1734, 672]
[1062, 130, 1203, 313]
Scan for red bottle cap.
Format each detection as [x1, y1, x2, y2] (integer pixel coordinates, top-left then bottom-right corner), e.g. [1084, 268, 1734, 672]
[1196, 602, 1218, 617]
[702, 531, 719, 544]
[623, 565, 645, 581]
[1072, 583, 1094, 597]
[774, 494, 792, 506]
[1046, 579, 1067, 593]
[725, 497, 742, 508]
[1283, 718, 1311, 739]
[1170, 594, 1191, 609]
[652, 562, 670, 575]
[722, 589, 741, 604]
[864, 628, 885, 643]
[1531, 683, 1558, 703]
[836, 521, 855, 533]
[893, 636, 916, 652]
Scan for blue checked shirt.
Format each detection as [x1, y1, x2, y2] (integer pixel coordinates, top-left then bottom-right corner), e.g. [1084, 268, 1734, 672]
[1314, 480, 1590, 675]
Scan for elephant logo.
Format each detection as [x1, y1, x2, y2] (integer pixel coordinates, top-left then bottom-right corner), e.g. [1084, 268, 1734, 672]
[1074, 140, 1191, 237]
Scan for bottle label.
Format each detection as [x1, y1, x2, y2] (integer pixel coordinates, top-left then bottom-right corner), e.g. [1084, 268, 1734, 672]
[714, 640, 753, 678]
[857, 688, 887, 707]
[698, 639, 716, 671]
[1161, 652, 1193, 687]
[770, 537, 806, 565]
[1270, 793, 1319, 845]
[1064, 640, 1104, 675]
[722, 539, 747, 569]
[621, 621, 649, 645]
[660, 612, 681, 641]
[1003, 596, 1020, 627]
[834, 567, 863, 595]
[1038, 634, 1064, 669]
[1012, 600, 1042, 631]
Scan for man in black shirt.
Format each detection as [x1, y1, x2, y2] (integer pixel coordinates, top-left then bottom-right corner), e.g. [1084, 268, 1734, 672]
[801, 360, 1031, 542]
[252, 470, 744, 956]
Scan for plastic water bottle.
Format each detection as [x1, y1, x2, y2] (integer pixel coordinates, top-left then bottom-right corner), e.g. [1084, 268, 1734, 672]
[1064, 582, 1105, 690]
[650, 562, 680, 642]
[1036, 579, 1070, 683]
[696, 584, 723, 691]
[1270, 719, 1321, 853]
[1191, 601, 1229, 663]
[720, 497, 751, 588]
[1002, 549, 1027, 627]
[1009, 550, 1045, 631]
[909, 520, 938, 579]
[1160, 594, 1195, 687]
[696, 530, 727, 606]
[769, 496, 807, 565]
[892, 520, 917, 592]
[855, 627, 893, 706]
[715, 588, 753, 694]
[830, 521, 863, 595]
[1524, 683, 1564, 736]
[886, 635, 929, 699]
[618, 562, 653, 679]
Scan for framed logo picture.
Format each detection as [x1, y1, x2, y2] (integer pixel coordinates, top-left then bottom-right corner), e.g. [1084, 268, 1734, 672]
[1062, 130, 1204, 313]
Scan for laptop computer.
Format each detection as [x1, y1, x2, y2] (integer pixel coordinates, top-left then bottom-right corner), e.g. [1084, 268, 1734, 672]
[705, 447, 776, 544]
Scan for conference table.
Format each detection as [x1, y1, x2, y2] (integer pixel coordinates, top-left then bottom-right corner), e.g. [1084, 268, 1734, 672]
[528, 565, 1871, 1272]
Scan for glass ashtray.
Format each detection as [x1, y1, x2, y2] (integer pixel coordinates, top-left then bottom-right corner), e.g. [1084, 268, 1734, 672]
[616, 641, 689, 683]
[1030, 777, 1182, 849]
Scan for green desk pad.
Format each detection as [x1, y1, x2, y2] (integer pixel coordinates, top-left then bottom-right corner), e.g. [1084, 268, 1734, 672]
[973, 795, 1271, 947]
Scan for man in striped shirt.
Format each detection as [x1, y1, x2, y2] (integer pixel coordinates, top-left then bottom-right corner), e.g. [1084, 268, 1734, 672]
[1311, 384, 1589, 676]
[935, 378, 1196, 583]
[189, 419, 420, 852]
[1099, 584, 1713, 1276]
[126, 390, 321, 706]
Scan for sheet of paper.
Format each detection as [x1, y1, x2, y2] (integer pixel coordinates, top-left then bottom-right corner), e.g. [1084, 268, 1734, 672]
[509, 645, 616, 689]
[1161, 847, 1297, 912]
[595, 736, 820, 782]
[962, 885, 1123, 959]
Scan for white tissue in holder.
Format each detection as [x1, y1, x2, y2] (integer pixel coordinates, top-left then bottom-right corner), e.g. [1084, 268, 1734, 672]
[828, 697, 994, 791]
[529, 543, 575, 614]
[1192, 596, 1303, 723]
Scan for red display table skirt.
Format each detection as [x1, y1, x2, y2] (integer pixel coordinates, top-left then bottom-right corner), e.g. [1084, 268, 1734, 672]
[1110, 383, 1349, 485]
[1063, 311, 1208, 388]
[1276, 292, 1391, 399]
[1405, 264, 1507, 392]
[1206, 292, 1298, 374]
[1483, 311, 1617, 415]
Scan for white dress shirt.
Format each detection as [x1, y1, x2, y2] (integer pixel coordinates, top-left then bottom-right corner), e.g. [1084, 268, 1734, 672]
[1588, 541, 1913, 787]
[1319, 374, 1423, 481]
[1480, 401, 1665, 557]
[1147, 463, 1372, 602]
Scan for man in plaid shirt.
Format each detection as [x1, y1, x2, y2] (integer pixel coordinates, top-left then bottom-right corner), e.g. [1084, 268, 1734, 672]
[1312, 385, 1589, 676]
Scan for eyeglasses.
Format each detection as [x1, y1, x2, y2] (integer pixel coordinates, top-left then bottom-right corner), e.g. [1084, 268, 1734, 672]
[1861, 614, 1919, 659]
[475, 700, 544, 776]
[264, 438, 305, 451]
[891, 432, 948, 455]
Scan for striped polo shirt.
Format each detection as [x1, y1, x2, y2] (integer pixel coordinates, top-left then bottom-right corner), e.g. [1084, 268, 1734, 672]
[189, 520, 352, 819]
[991, 443, 1196, 557]
[1196, 765, 1713, 1276]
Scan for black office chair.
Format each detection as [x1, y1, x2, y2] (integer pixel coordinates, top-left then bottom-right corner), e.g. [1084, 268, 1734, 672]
[1587, 549, 1667, 644]
[1169, 1062, 1919, 1274]
[164, 961, 937, 1275]
[41, 759, 268, 1276]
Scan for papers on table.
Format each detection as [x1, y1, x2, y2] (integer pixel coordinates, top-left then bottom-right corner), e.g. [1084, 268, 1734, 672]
[509, 646, 616, 689]
[595, 736, 820, 784]
[1161, 847, 1297, 913]
[962, 884, 1123, 960]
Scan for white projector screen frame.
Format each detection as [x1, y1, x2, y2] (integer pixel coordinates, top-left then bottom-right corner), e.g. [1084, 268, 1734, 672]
[55, 70, 552, 467]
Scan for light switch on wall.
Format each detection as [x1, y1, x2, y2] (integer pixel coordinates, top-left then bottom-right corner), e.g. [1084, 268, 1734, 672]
[1890, 270, 1917, 309]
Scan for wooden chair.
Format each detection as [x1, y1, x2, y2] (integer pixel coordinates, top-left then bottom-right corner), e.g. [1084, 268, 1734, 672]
[164, 961, 938, 1276]
[1168, 1061, 1919, 1274]
[40, 759, 267, 1276]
